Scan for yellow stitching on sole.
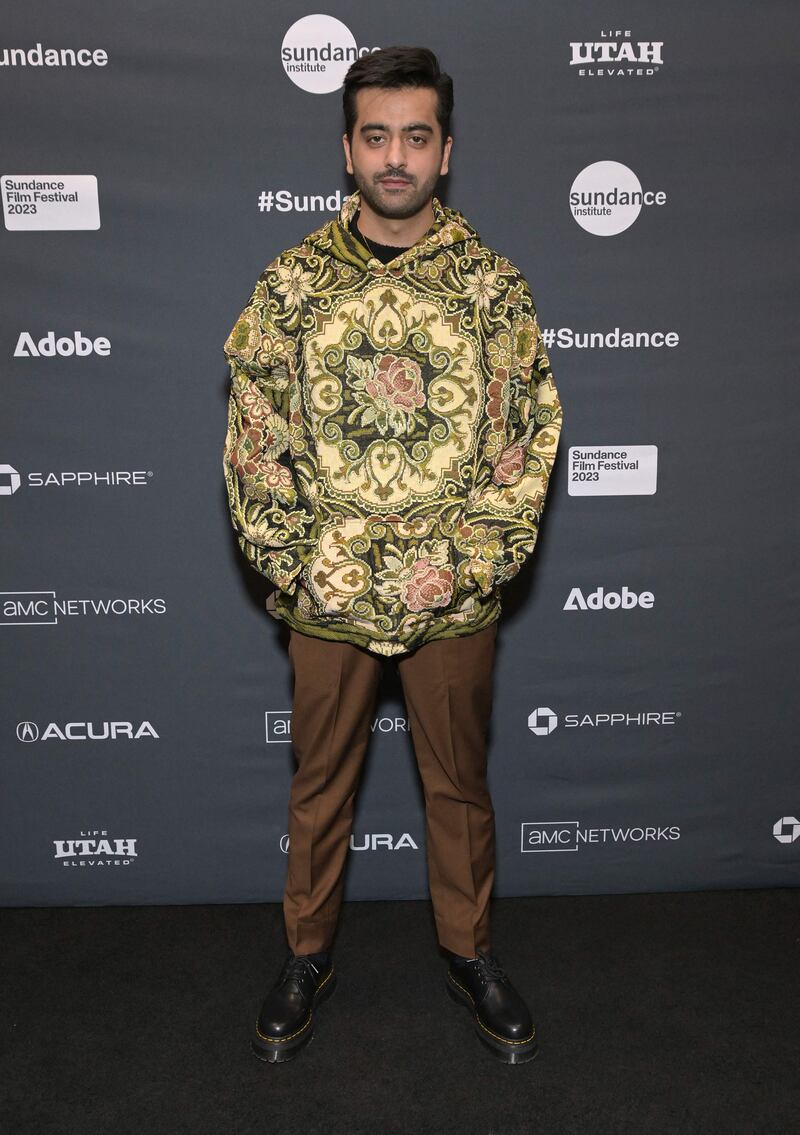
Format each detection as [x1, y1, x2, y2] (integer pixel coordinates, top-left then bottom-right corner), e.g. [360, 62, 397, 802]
[447, 971, 536, 1046]
[254, 966, 334, 1044]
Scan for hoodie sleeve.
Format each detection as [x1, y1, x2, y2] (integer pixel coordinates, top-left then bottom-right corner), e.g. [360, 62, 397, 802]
[455, 280, 563, 595]
[222, 276, 320, 596]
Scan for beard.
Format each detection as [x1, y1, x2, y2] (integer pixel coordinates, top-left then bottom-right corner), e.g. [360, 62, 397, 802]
[350, 164, 442, 221]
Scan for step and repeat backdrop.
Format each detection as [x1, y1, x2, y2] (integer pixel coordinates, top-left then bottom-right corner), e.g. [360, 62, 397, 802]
[2, 2, 798, 907]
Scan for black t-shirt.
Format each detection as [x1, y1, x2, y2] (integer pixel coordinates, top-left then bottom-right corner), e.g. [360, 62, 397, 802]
[351, 210, 412, 264]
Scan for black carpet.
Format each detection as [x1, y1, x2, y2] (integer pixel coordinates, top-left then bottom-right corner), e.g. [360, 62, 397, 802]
[2, 888, 799, 1134]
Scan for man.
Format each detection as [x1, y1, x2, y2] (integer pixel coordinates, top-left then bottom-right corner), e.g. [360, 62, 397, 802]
[222, 46, 562, 1065]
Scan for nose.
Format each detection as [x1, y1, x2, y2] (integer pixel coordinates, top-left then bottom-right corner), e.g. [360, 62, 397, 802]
[385, 136, 406, 171]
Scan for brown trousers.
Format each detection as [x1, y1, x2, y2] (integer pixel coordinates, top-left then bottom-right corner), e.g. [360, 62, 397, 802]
[283, 619, 499, 958]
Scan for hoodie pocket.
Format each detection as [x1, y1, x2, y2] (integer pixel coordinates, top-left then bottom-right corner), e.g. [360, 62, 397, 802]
[306, 513, 480, 620]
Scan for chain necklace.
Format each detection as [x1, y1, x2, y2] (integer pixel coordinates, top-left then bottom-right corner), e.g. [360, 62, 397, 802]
[355, 212, 408, 262]
[358, 227, 380, 261]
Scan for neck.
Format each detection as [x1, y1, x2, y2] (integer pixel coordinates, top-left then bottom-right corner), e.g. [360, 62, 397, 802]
[355, 195, 435, 247]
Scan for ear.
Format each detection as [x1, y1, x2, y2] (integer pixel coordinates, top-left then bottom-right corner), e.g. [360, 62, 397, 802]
[342, 133, 354, 175]
[439, 135, 453, 176]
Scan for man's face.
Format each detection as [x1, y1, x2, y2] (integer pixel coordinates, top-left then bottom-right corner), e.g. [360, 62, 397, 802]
[342, 86, 452, 221]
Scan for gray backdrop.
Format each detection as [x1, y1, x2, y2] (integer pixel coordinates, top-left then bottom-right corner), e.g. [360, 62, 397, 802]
[2, 1, 798, 907]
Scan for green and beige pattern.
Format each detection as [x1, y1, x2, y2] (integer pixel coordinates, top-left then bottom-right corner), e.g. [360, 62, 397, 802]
[223, 191, 562, 656]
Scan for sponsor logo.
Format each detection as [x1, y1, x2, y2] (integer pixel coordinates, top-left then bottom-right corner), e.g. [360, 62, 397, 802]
[569, 29, 663, 77]
[281, 15, 379, 94]
[545, 327, 679, 350]
[1, 592, 166, 626]
[280, 832, 418, 853]
[265, 711, 292, 743]
[0, 44, 108, 67]
[17, 720, 158, 742]
[53, 831, 137, 867]
[527, 707, 681, 734]
[564, 586, 654, 611]
[258, 188, 351, 214]
[521, 820, 680, 853]
[266, 710, 408, 743]
[2, 174, 100, 231]
[1, 464, 153, 493]
[773, 817, 800, 844]
[0, 465, 21, 496]
[528, 707, 558, 736]
[570, 161, 666, 236]
[14, 330, 111, 357]
[568, 445, 658, 496]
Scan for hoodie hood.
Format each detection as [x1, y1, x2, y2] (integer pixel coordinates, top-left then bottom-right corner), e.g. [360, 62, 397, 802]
[305, 189, 479, 272]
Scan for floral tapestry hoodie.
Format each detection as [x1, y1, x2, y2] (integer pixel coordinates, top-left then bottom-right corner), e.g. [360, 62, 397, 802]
[223, 190, 563, 657]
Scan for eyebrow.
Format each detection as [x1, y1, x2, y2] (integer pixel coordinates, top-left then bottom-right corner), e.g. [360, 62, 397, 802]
[359, 122, 434, 134]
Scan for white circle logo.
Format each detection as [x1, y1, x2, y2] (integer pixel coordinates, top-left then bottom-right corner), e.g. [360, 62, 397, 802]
[281, 14, 360, 94]
[570, 161, 664, 236]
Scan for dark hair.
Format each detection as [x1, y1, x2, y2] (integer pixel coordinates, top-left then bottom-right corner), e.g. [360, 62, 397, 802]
[342, 46, 453, 145]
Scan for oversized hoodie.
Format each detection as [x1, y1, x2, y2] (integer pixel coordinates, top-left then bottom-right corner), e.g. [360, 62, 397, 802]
[222, 190, 563, 657]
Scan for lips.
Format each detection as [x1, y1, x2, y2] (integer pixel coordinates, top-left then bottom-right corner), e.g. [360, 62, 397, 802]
[380, 178, 412, 187]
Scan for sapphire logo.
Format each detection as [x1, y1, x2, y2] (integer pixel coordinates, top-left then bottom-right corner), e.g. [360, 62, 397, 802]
[527, 706, 681, 736]
[0, 464, 21, 495]
[2, 464, 152, 492]
[527, 707, 558, 736]
[773, 817, 800, 844]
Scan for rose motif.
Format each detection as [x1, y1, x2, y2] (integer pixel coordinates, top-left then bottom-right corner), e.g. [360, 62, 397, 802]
[401, 557, 455, 612]
[346, 352, 427, 437]
[492, 442, 526, 485]
[368, 354, 425, 413]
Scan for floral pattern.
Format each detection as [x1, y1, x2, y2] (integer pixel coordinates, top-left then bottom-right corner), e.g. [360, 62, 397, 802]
[346, 352, 426, 436]
[223, 190, 562, 656]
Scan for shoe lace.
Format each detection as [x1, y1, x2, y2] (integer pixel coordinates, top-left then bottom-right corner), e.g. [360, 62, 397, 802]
[280, 954, 321, 986]
[475, 950, 509, 983]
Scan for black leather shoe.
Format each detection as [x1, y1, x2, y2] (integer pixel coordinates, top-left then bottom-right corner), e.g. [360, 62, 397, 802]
[446, 950, 538, 1064]
[252, 951, 336, 1063]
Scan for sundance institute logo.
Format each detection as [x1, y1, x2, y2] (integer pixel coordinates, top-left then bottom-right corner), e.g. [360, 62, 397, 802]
[281, 14, 379, 94]
[570, 161, 666, 236]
